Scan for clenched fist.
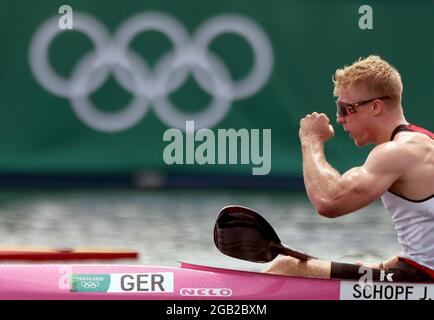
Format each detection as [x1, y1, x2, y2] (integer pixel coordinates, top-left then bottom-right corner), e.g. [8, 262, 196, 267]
[299, 112, 335, 143]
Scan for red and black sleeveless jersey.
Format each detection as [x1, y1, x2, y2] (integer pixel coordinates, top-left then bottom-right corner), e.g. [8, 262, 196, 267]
[390, 124, 434, 141]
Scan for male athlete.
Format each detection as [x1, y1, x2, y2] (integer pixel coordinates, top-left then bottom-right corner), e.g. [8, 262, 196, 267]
[264, 56, 434, 282]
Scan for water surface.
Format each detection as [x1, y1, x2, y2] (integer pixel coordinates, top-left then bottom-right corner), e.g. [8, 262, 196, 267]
[0, 188, 400, 271]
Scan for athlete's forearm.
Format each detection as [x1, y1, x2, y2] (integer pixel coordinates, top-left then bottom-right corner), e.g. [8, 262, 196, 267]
[301, 139, 343, 212]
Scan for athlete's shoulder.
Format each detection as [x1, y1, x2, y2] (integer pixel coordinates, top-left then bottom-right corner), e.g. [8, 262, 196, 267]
[392, 129, 434, 157]
[366, 139, 420, 170]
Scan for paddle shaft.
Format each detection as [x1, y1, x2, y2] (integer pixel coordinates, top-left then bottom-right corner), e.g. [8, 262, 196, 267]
[270, 242, 316, 261]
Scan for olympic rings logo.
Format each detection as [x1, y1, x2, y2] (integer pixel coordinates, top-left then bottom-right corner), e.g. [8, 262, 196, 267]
[80, 280, 100, 289]
[29, 11, 274, 132]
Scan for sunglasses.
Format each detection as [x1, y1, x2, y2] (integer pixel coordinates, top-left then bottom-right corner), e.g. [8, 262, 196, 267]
[336, 96, 390, 117]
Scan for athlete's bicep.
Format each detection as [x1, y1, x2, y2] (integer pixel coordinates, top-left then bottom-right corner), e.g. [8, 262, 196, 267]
[340, 165, 396, 205]
[329, 144, 404, 216]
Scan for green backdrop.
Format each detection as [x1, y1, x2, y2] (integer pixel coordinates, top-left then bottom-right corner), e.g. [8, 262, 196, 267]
[0, 0, 433, 180]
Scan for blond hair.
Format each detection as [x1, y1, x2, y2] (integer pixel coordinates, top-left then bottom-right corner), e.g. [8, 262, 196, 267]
[333, 55, 403, 105]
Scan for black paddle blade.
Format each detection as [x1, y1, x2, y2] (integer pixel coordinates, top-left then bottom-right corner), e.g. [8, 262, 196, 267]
[214, 205, 281, 263]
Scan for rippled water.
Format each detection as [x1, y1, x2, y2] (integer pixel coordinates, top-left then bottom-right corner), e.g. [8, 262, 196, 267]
[0, 188, 400, 271]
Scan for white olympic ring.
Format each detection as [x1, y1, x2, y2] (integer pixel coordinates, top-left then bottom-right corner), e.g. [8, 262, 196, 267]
[80, 281, 100, 289]
[29, 11, 273, 132]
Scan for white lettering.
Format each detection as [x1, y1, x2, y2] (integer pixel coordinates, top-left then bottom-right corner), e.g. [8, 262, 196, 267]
[358, 5, 373, 30]
[180, 288, 233, 296]
[58, 5, 73, 30]
[162, 121, 272, 175]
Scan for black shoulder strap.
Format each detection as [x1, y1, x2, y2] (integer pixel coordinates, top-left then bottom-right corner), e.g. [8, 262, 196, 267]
[390, 124, 434, 141]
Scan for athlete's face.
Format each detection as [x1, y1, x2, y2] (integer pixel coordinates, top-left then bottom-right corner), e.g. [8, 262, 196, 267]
[335, 86, 376, 146]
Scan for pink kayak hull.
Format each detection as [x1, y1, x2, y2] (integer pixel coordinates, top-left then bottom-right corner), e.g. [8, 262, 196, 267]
[0, 262, 432, 300]
[0, 262, 338, 300]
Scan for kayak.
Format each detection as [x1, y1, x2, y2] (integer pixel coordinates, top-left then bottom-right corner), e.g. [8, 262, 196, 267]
[2, 206, 431, 300]
[0, 262, 432, 300]
[0, 246, 138, 261]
